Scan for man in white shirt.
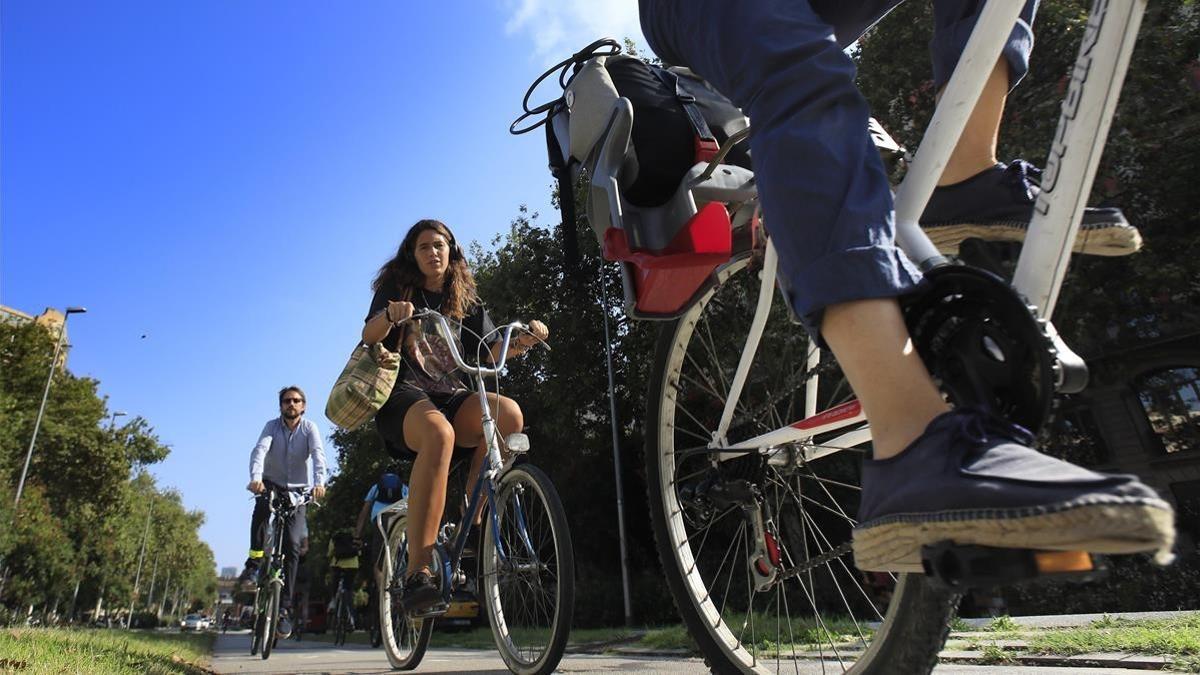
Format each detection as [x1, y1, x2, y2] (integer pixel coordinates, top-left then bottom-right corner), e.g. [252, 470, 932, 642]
[237, 385, 327, 636]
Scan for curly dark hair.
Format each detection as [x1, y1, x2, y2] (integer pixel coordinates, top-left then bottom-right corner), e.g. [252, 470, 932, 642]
[371, 219, 478, 320]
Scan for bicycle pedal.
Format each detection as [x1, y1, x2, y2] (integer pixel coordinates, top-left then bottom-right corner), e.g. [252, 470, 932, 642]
[920, 541, 1106, 592]
[406, 602, 449, 619]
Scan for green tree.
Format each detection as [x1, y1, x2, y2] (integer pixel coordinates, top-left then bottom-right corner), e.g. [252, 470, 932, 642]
[0, 320, 215, 621]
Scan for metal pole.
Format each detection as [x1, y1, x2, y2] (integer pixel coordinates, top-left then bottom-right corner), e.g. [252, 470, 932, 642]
[127, 501, 153, 628]
[14, 313, 73, 510]
[599, 261, 634, 627]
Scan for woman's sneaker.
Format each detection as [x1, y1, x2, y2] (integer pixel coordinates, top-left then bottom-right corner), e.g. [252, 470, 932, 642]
[852, 408, 1175, 573]
[400, 570, 441, 614]
[921, 161, 1143, 257]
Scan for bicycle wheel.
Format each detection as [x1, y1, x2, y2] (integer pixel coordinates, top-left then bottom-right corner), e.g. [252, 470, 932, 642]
[249, 589, 263, 656]
[367, 587, 384, 648]
[645, 252, 957, 674]
[480, 464, 575, 675]
[333, 588, 346, 646]
[379, 515, 433, 670]
[260, 581, 281, 660]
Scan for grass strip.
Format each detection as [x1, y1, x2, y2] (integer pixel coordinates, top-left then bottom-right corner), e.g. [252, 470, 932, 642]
[1026, 614, 1200, 657]
[0, 628, 214, 674]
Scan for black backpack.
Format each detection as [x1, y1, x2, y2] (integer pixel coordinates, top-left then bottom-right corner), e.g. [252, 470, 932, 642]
[331, 531, 358, 559]
[604, 55, 752, 209]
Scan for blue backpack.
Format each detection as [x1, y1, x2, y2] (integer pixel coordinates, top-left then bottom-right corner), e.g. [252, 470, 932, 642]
[375, 472, 408, 504]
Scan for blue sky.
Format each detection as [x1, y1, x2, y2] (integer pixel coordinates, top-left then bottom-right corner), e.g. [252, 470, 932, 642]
[1, 0, 643, 573]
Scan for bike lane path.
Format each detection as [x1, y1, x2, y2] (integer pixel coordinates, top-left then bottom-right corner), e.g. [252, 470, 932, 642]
[210, 631, 1151, 674]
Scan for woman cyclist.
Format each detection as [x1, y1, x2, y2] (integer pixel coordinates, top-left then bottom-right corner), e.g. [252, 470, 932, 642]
[360, 218, 549, 612]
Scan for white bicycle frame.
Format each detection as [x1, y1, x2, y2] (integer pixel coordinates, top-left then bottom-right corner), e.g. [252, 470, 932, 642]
[710, 0, 1145, 457]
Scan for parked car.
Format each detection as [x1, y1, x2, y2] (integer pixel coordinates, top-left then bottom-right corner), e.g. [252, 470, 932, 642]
[437, 590, 480, 631]
[180, 614, 209, 631]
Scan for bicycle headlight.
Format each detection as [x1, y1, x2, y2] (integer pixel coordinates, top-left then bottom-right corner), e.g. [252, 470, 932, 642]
[505, 433, 531, 454]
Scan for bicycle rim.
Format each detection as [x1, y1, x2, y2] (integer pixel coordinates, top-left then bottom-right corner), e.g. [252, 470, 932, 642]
[379, 516, 433, 669]
[646, 254, 956, 673]
[481, 465, 575, 675]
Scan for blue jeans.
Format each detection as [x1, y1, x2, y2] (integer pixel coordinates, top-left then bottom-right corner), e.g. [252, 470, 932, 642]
[639, 0, 1037, 334]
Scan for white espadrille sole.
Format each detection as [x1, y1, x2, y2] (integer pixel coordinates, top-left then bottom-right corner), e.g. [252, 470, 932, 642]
[852, 498, 1175, 574]
[923, 220, 1144, 257]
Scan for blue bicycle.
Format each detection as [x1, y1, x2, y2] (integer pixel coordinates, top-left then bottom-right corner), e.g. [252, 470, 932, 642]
[374, 309, 575, 674]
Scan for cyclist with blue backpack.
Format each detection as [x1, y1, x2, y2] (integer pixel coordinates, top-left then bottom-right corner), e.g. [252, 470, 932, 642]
[636, 0, 1174, 569]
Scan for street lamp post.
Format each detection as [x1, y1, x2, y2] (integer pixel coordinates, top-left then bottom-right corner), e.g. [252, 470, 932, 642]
[109, 410, 128, 429]
[13, 306, 87, 511]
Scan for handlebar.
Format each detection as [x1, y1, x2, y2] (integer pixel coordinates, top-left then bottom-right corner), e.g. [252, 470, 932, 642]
[406, 308, 537, 377]
[260, 485, 319, 510]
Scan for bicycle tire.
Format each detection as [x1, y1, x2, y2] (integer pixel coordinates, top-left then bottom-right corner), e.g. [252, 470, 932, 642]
[370, 622, 383, 648]
[249, 587, 263, 655]
[644, 254, 957, 674]
[367, 587, 384, 648]
[333, 587, 347, 646]
[379, 514, 433, 670]
[480, 464, 575, 675]
[260, 582, 281, 660]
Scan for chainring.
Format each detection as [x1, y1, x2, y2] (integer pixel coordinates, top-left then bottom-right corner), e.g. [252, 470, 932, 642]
[904, 264, 1055, 434]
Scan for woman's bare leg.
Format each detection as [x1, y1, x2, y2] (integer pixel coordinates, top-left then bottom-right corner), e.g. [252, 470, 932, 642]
[454, 393, 524, 525]
[402, 400, 456, 573]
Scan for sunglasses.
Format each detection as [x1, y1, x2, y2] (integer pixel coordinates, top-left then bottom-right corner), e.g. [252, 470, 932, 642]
[282, 398, 304, 404]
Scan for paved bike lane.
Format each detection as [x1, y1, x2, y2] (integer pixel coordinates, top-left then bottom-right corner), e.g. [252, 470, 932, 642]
[210, 631, 711, 673]
[210, 631, 1150, 674]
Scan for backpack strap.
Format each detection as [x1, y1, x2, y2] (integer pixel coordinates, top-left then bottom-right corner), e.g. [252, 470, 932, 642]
[652, 68, 720, 163]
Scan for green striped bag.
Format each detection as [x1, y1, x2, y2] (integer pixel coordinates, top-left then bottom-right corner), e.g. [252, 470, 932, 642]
[325, 341, 401, 429]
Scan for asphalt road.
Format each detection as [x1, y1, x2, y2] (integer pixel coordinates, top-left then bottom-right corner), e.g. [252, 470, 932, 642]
[209, 631, 1146, 674]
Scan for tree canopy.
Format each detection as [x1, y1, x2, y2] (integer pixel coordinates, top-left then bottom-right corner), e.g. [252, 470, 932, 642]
[0, 320, 215, 624]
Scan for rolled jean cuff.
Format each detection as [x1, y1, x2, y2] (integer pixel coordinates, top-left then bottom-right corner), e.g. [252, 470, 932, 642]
[931, 16, 1034, 91]
[785, 244, 923, 339]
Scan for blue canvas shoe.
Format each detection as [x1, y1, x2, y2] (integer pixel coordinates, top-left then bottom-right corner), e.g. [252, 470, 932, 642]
[921, 161, 1142, 257]
[852, 408, 1175, 573]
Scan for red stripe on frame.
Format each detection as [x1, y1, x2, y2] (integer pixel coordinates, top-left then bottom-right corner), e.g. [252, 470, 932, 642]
[789, 400, 863, 430]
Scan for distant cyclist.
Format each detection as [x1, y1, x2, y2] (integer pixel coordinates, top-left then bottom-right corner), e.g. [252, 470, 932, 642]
[636, 0, 1173, 569]
[237, 385, 328, 637]
[327, 530, 361, 626]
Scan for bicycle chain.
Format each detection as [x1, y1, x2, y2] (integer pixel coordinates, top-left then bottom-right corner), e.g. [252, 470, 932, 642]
[774, 541, 854, 582]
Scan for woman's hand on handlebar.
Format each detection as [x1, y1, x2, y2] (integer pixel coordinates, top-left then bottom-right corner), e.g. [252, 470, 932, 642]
[385, 300, 414, 325]
[518, 320, 550, 350]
